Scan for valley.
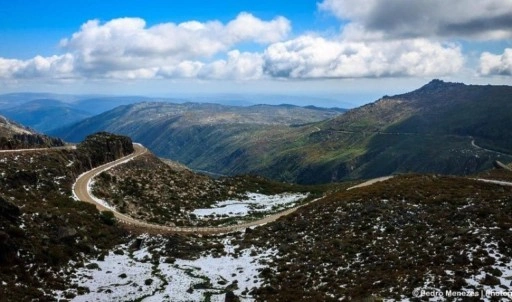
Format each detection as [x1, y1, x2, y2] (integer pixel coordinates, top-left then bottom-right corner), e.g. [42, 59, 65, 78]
[3, 0, 512, 300]
[1, 80, 512, 301]
[49, 80, 512, 184]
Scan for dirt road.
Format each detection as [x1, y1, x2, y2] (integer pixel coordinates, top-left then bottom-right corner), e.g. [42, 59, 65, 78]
[73, 144, 326, 234]
[74, 144, 512, 235]
[0, 145, 76, 153]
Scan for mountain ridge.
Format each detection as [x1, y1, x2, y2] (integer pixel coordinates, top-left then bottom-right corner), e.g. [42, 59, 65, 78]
[51, 80, 512, 183]
[2, 110, 512, 300]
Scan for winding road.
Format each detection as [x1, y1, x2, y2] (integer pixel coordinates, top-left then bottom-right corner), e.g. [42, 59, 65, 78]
[72, 143, 325, 234]
[72, 143, 512, 235]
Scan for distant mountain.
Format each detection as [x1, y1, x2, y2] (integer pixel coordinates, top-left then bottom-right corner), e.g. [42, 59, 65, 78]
[0, 93, 347, 135]
[0, 95, 162, 132]
[178, 93, 352, 108]
[50, 102, 345, 168]
[0, 99, 93, 132]
[255, 80, 512, 183]
[0, 93, 83, 110]
[72, 96, 155, 115]
[51, 102, 346, 142]
[51, 80, 512, 183]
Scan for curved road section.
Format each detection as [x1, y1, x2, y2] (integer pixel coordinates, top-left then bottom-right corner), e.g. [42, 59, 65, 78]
[73, 143, 321, 234]
[73, 143, 512, 235]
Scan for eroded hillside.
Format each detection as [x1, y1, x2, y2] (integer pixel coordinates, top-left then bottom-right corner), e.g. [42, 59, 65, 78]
[0, 115, 64, 149]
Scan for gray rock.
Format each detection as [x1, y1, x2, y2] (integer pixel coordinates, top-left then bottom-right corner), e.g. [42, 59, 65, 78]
[57, 227, 78, 240]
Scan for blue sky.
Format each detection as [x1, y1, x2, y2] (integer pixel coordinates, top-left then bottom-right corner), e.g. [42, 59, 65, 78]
[0, 0, 511, 107]
[0, 1, 334, 58]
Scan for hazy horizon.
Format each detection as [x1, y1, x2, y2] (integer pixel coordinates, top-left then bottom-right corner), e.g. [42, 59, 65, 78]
[1, 1, 510, 107]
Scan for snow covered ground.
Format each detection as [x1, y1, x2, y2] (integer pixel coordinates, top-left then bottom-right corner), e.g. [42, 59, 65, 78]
[55, 236, 276, 301]
[192, 192, 308, 219]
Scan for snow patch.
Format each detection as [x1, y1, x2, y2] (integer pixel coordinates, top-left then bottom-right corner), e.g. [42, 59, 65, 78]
[87, 179, 115, 210]
[57, 237, 275, 301]
[192, 192, 308, 219]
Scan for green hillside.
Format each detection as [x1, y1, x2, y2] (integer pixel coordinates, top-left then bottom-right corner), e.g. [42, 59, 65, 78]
[51, 80, 512, 184]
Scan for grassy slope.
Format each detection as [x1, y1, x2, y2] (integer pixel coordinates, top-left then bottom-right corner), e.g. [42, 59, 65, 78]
[51, 81, 512, 184]
[248, 81, 512, 183]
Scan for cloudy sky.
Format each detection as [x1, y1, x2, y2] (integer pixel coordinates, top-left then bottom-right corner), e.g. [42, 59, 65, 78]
[0, 0, 511, 106]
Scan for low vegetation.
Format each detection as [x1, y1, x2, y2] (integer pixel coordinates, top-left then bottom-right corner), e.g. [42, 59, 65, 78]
[91, 153, 318, 227]
[51, 80, 512, 184]
[0, 132, 133, 300]
[236, 173, 512, 300]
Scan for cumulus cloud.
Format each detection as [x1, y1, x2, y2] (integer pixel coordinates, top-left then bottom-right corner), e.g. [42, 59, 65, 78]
[157, 61, 204, 79]
[224, 13, 291, 44]
[0, 13, 290, 81]
[479, 48, 512, 75]
[0, 5, 498, 83]
[0, 58, 24, 79]
[263, 35, 463, 78]
[199, 50, 264, 80]
[0, 54, 74, 79]
[319, 0, 512, 40]
[60, 14, 289, 74]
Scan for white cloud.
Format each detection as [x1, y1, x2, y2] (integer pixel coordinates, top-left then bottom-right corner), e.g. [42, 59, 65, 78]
[0, 58, 24, 79]
[0, 54, 74, 79]
[224, 12, 290, 44]
[104, 68, 158, 80]
[1, 5, 507, 84]
[479, 48, 512, 76]
[60, 14, 289, 75]
[263, 35, 463, 78]
[199, 50, 264, 80]
[319, 0, 512, 40]
[157, 61, 204, 79]
[0, 13, 290, 81]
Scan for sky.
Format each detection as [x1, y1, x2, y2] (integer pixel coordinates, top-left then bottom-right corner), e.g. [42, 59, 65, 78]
[0, 0, 511, 107]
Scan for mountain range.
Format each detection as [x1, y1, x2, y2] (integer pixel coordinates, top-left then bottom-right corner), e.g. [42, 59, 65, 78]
[0, 92, 346, 133]
[1, 82, 512, 300]
[0, 93, 160, 132]
[51, 80, 512, 184]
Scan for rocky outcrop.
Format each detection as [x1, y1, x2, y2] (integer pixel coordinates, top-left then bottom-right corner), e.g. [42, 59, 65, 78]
[0, 133, 65, 150]
[0, 196, 21, 265]
[0, 114, 64, 150]
[77, 132, 134, 168]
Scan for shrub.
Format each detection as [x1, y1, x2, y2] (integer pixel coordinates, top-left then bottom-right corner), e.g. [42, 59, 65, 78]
[99, 211, 116, 226]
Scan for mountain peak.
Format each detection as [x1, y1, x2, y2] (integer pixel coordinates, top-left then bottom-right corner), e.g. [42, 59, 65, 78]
[418, 79, 466, 91]
[426, 78, 446, 86]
